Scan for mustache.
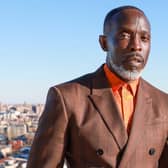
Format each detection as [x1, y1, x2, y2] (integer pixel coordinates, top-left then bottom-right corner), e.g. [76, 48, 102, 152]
[122, 52, 144, 63]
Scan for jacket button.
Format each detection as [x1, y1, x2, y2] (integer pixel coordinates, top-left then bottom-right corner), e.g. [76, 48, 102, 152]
[96, 149, 104, 156]
[149, 148, 155, 155]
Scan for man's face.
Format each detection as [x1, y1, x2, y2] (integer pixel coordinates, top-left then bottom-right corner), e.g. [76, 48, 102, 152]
[103, 9, 151, 81]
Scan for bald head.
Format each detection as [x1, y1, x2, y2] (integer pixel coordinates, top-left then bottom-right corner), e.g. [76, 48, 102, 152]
[103, 6, 150, 35]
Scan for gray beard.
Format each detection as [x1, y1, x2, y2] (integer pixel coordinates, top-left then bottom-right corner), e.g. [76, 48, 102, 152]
[106, 54, 142, 81]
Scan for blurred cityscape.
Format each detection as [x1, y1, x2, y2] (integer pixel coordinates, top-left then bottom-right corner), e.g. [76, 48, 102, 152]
[0, 102, 44, 168]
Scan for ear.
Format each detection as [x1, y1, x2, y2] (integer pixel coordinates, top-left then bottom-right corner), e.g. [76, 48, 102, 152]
[99, 35, 108, 51]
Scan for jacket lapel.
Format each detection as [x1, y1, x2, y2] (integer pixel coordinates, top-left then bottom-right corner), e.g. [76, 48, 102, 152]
[89, 66, 128, 150]
[119, 79, 152, 167]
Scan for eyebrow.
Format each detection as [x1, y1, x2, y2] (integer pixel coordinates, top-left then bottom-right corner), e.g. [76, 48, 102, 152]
[117, 26, 150, 34]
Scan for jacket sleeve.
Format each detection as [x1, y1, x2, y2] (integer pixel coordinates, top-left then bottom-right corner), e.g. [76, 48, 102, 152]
[27, 87, 69, 168]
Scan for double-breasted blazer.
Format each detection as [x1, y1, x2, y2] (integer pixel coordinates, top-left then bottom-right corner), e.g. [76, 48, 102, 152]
[27, 65, 168, 168]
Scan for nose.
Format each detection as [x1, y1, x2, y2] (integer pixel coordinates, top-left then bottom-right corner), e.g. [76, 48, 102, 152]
[129, 35, 142, 52]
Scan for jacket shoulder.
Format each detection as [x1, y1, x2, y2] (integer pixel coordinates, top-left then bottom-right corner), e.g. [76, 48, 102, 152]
[53, 72, 94, 94]
[141, 78, 168, 97]
[52, 65, 105, 95]
[141, 78, 168, 114]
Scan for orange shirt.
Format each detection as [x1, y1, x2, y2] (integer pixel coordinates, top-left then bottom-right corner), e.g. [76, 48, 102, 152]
[103, 64, 139, 133]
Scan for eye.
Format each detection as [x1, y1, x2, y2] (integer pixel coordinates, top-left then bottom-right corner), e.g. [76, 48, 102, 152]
[118, 32, 131, 40]
[141, 35, 150, 42]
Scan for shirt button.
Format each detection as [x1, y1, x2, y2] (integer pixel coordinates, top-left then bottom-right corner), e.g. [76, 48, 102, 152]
[96, 149, 104, 156]
[149, 148, 155, 155]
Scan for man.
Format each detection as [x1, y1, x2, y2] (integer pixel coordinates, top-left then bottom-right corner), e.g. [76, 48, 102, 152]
[27, 6, 168, 168]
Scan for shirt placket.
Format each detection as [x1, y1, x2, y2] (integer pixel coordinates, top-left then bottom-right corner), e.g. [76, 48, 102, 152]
[121, 85, 133, 130]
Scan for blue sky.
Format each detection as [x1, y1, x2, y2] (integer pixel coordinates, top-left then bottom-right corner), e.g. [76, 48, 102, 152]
[0, 0, 167, 104]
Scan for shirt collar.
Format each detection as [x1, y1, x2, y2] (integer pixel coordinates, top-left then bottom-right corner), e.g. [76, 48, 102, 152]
[103, 64, 139, 96]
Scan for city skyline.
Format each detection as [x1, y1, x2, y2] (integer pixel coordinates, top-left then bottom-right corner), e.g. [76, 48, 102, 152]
[0, 0, 168, 103]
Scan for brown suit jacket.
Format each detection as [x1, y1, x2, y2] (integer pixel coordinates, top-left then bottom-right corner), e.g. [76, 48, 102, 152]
[27, 65, 168, 168]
